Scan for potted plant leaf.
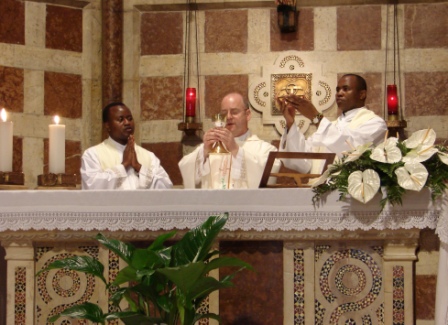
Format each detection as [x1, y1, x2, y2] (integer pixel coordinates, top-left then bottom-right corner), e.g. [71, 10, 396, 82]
[37, 213, 252, 325]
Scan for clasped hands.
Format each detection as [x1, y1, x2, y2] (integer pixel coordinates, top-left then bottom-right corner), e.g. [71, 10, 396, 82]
[203, 127, 239, 159]
[122, 135, 142, 173]
[276, 94, 319, 129]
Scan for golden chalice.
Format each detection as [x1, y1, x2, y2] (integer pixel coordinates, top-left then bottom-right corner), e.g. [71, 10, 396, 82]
[210, 113, 229, 154]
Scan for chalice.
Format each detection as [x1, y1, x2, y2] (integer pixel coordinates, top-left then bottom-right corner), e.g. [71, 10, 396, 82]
[210, 113, 229, 154]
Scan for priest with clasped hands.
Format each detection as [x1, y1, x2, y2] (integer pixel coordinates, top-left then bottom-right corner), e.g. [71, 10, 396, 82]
[80, 102, 173, 190]
[277, 74, 387, 174]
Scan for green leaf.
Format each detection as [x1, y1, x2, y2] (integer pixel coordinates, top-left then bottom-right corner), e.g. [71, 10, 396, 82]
[38, 255, 107, 285]
[147, 230, 177, 251]
[95, 233, 135, 264]
[172, 214, 228, 265]
[112, 265, 138, 286]
[119, 313, 164, 325]
[204, 256, 254, 273]
[157, 262, 206, 293]
[48, 302, 105, 324]
[187, 276, 233, 301]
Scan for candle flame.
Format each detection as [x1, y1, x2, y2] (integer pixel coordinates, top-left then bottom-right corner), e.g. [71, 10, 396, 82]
[54, 115, 60, 125]
[0, 108, 6, 122]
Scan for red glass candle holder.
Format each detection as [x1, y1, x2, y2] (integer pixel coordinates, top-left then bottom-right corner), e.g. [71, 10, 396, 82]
[387, 84, 398, 120]
[186, 88, 196, 123]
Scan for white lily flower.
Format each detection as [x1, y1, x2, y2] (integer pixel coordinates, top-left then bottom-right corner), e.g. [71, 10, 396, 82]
[401, 128, 438, 163]
[438, 151, 448, 165]
[347, 169, 380, 204]
[402, 145, 438, 163]
[395, 162, 428, 191]
[403, 128, 436, 149]
[311, 165, 336, 187]
[343, 143, 373, 163]
[370, 137, 402, 163]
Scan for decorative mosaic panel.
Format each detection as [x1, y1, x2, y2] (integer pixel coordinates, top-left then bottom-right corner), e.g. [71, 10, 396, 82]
[294, 249, 305, 325]
[15, 267, 26, 325]
[315, 247, 384, 324]
[108, 250, 120, 325]
[392, 266, 405, 325]
[35, 246, 99, 325]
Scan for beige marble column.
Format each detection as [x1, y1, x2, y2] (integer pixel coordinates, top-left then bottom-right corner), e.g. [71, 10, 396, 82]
[3, 241, 35, 325]
[383, 239, 419, 325]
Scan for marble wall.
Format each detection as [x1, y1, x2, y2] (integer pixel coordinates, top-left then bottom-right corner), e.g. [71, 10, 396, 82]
[0, 0, 447, 323]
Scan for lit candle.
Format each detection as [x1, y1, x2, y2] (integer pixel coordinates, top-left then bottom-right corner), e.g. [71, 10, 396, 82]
[186, 88, 196, 123]
[387, 84, 399, 117]
[0, 108, 13, 172]
[49, 115, 65, 174]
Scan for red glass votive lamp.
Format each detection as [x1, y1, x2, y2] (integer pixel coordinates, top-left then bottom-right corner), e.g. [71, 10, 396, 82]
[387, 84, 398, 120]
[186, 88, 196, 123]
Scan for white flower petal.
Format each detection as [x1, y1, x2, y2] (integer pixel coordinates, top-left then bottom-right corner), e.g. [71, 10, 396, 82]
[370, 137, 402, 163]
[311, 165, 333, 187]
[395, 162, 428, 191]
[403, 129, 436, 149]
[344, 143, 373, 163]
[348, 169, 380, 204]
[402, 145, 438, 163]
[438, 151, 448, 165]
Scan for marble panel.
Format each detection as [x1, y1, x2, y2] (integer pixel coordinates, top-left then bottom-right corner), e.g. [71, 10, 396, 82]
[270, 8, 314, 52]
[142, 141, 183, 186]
[44, 71, 82, 119]
[219, 240, 283, 325]
[404, 3, 448, 49]
[204, 75, 248, 118]
[362, 72, 383, 118]
[418, 228, 440, 252]
[46, 5, 83, 52]
[140, 76, 183, 121]
[13, 137, 23, 173]
[0, 0, 25, 45]
[205, 10, 248, 53]
[415, 275, 436, 320]
[43, 139, 81, 179]
[404, 71, 448, 117]
[0, 66, 24, 113]
[337, 5, 381, 51]
[140, 12, 183, 56]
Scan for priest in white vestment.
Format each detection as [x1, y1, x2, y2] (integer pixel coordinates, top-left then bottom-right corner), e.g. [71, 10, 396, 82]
[81, 102, 173, 190]
[178, 92, 281, 189]
[278, 74, 387, 174]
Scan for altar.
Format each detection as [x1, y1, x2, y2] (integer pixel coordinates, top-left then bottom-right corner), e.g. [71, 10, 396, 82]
[0, 188, 441, 325]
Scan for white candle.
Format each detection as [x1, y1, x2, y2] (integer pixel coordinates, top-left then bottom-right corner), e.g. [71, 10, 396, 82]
[49, 115, 65, 174]
[0, 108, 13, 172]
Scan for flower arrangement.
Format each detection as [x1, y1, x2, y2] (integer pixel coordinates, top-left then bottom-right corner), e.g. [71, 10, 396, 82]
[312, 128, 448, 210]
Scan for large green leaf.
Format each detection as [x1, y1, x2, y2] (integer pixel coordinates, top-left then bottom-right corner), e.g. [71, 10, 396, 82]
[157, 262, 206, 293]
[119, 313, 164, 325]
[171, 214, 228, 265]
[131, 247, 172, 271]
[186, 276, 233, 301]
[204, 256, 254, 273]
[38, 255, 107, 285]
[147, 230, 177, 251]
[48, 302, 105, 324]
[112, 265, 138, 286]
[95, 233, 135, 264]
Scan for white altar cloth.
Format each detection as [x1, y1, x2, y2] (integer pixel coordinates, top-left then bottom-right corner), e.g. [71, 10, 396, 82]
[0, 188, 440, 232]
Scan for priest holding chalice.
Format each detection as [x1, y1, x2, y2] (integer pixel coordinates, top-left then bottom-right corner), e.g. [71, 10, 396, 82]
[179, 92, 281, 189]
